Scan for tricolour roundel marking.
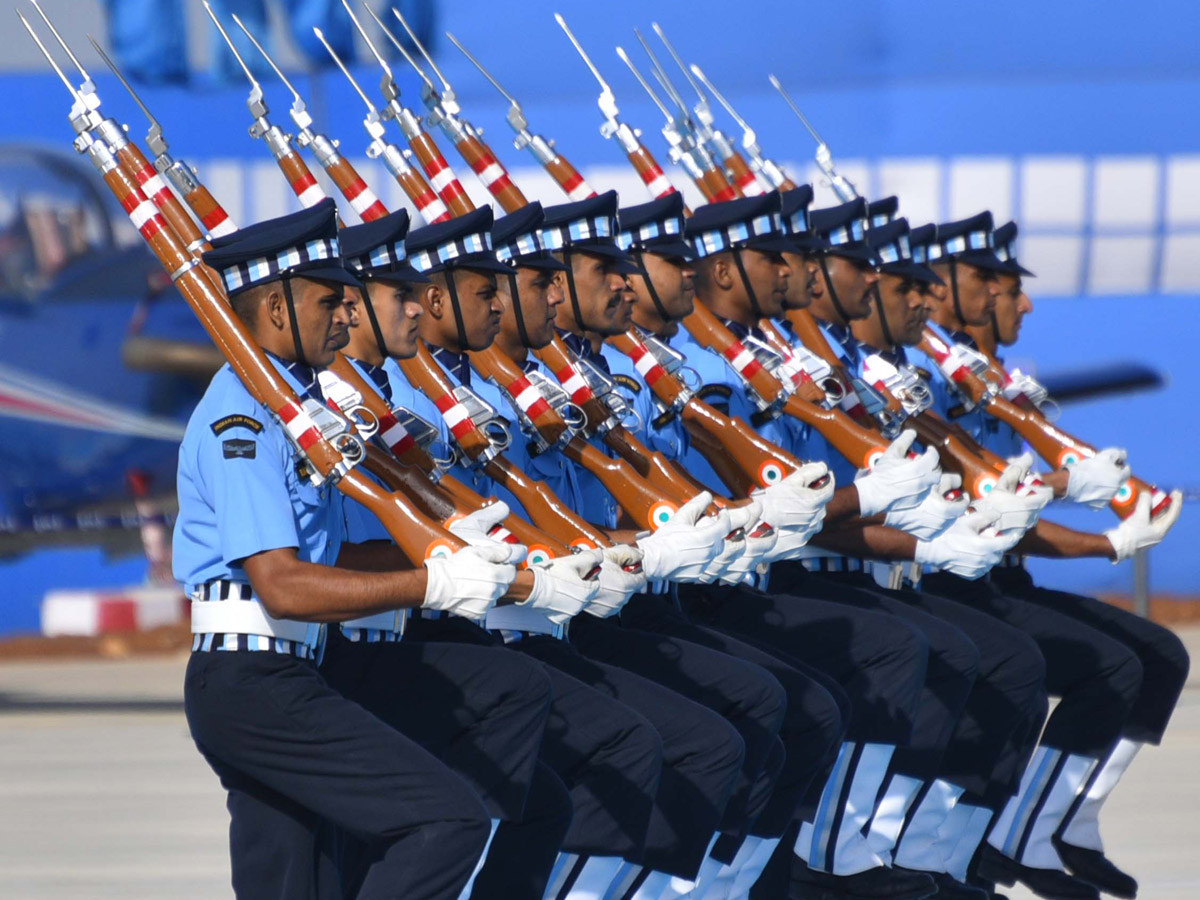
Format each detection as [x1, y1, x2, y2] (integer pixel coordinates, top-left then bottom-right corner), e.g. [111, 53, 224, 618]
[757, 459, 786, 488]
[424, 539, 456, 561]
[570, 537, 599, 550]
[1113, 480, 1134, 506]
[973, 475, 998, 497]
[525, 544, 553, 567]
[864, 447, 886, 471]
[648, 501, 678, 530]
[1056, 447, 1083, 469]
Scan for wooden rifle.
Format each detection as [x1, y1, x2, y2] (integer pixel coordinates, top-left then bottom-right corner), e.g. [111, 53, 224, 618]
[17, 11, 465, 565]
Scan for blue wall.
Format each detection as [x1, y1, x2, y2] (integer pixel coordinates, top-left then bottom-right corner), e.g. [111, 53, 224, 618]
[1, 0, 1196, 636]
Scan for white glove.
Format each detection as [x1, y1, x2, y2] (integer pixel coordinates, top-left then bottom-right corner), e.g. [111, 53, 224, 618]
[446, 502, 528, 565]
[753, 462, 835, 562]
[885, 473, 970, 540]
[854, 430, 941, 517]
[423, 544, 516, 620]
[914, 510, 1016, 580]
[1104, 490, 1183, 562]
[720, 519, 779, 584]
[1005, 451, 1036, 483]
[700, 501, 760, 583]
[637, 492, 729, 582]
[524, 549, 604, 625]
[1065, 448, 1132, 509]
[972, 463, 1052, 534]
[587, 544, 647, 618]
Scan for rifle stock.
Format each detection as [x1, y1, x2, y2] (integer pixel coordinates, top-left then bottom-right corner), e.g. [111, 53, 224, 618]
[682, 303, 890, 470]
[533, 337, 701, 502]
[916, 331, 1171, 519]
[607, 330, 804, 495]
[88, 135, 462, 564]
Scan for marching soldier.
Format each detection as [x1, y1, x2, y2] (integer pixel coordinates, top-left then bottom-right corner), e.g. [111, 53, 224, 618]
[501, 194, 847, 900]
[313, 208, 576, 899]
[914, 216, 1188, 899]
[406, 205, 752, 900]
[177, 199, 514, 900]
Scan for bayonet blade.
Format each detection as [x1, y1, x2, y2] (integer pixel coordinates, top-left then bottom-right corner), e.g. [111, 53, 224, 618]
[89, 35, 168, 154]
[366, 5, 435, 94]
[29, 0, 92, 86]
[444, 32, 517, 107]
[555, 13, 610, 94]
[633, 27, 689, 121]
[233, 14, 301, 102]
[313, 26, 376, 114]
[17, 11, 81, 104]
[615, 46, 670, 121]
[650, 22, 706, 107]
[203, 1, 259, 90]
[392, 6, 455, 110]
[342, 1, 395, 84]
[769, 74, 825, 145]
[691, 64, 752, 137]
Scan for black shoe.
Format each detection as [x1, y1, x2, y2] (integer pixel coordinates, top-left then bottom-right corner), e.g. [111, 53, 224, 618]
[790, 861, 937, 900]
[970, 844, 1099, 900]
[927, 871, 990, 899]
[1052, 838, 1138, 899]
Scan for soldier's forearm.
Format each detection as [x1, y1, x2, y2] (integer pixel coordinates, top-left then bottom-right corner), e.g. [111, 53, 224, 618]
[1015, 519, 1116, 560]
[810, 523, 917, 561]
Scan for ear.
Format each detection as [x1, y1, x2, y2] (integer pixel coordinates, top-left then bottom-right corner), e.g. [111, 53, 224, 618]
[264, 286, 287, 331]
[422, 281, 445, 319]
[711, 256, 736, 291]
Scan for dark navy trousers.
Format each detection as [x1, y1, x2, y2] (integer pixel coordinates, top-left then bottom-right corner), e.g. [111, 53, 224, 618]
[184, 649, 492, 900]
[319, 628, 570, 900]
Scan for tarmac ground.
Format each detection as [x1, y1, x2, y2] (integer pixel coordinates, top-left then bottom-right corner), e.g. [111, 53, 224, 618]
[2, 628, 1199, 899]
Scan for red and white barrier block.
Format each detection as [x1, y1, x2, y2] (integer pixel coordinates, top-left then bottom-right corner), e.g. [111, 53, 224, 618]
[41, 586, 188, 637]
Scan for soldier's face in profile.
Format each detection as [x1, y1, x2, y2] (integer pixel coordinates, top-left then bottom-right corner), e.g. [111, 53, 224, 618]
[740, 248, 790, 318]
[292, 276, 350, 366]
[502, 266, 563, 349]
[823, 255, 879, 320]
[992, 273, 1033, 345]
[454, 268, 503, 351]
[782, 251, 816, 310]
[366, 280, 424, 359]
[634, 251, 695, 321]
[952, 262, 999, 327]
[558, 251, 629, 336]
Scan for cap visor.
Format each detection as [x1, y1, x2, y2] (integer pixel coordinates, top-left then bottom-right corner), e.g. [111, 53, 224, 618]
[512, 253, 569, 272]
[296, 264, 365, 290]
[1004, 260, 1036, 277]
[956, 249, 1010, 273]
[881, 260, 945, 285]
[570, 241, 641, 274]
[638, 238, 696, 261]
[787, 234, 828, 253]
[743, 235, 803, 255]
[824, 243, 879, 266]
[363, 264, 431, 285]
[441, 252, 513, 275]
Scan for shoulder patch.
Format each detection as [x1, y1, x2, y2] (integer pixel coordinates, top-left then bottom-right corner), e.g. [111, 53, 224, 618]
[222, 438, 257, 460]
[651, 408, 678, 430]
[612, 374, 642, 394]
[211, 414, 264, 436]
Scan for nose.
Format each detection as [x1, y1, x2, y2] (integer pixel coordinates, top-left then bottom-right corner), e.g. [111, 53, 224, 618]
[863, 269, 881, 286]
[404, 299, 423, 320]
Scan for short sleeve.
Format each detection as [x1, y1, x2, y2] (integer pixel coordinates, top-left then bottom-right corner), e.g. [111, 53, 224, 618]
[196, 421, 301, 566]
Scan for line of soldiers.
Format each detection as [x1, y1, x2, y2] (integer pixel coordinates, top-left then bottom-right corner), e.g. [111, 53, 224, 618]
[176, 172, 1188, 900]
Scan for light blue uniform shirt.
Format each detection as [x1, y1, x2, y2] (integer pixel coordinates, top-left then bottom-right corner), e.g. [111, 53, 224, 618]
[668, 326, 812, 491]
[172, 360, 345, 594]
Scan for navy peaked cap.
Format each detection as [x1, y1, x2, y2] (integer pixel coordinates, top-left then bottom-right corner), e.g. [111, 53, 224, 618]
[202, 198, 360, 296]
[809, 198, 877, 265]
[617, 192, 693, 260]
[684, 193, 796, 258]
[929, 211, 1007, 272]
[339, 208, 429, 285]
[491, 202, 567, 271]
[406, 206, 509, 275]
[540, 190, 638, 274]
[992, 221, 1036, 277]
[867, 218, 943, 285]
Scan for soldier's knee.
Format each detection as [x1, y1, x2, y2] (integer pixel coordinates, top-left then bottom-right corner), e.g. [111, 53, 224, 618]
[1154, 626, 1191, 689]
[606, 712, 665, 795]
